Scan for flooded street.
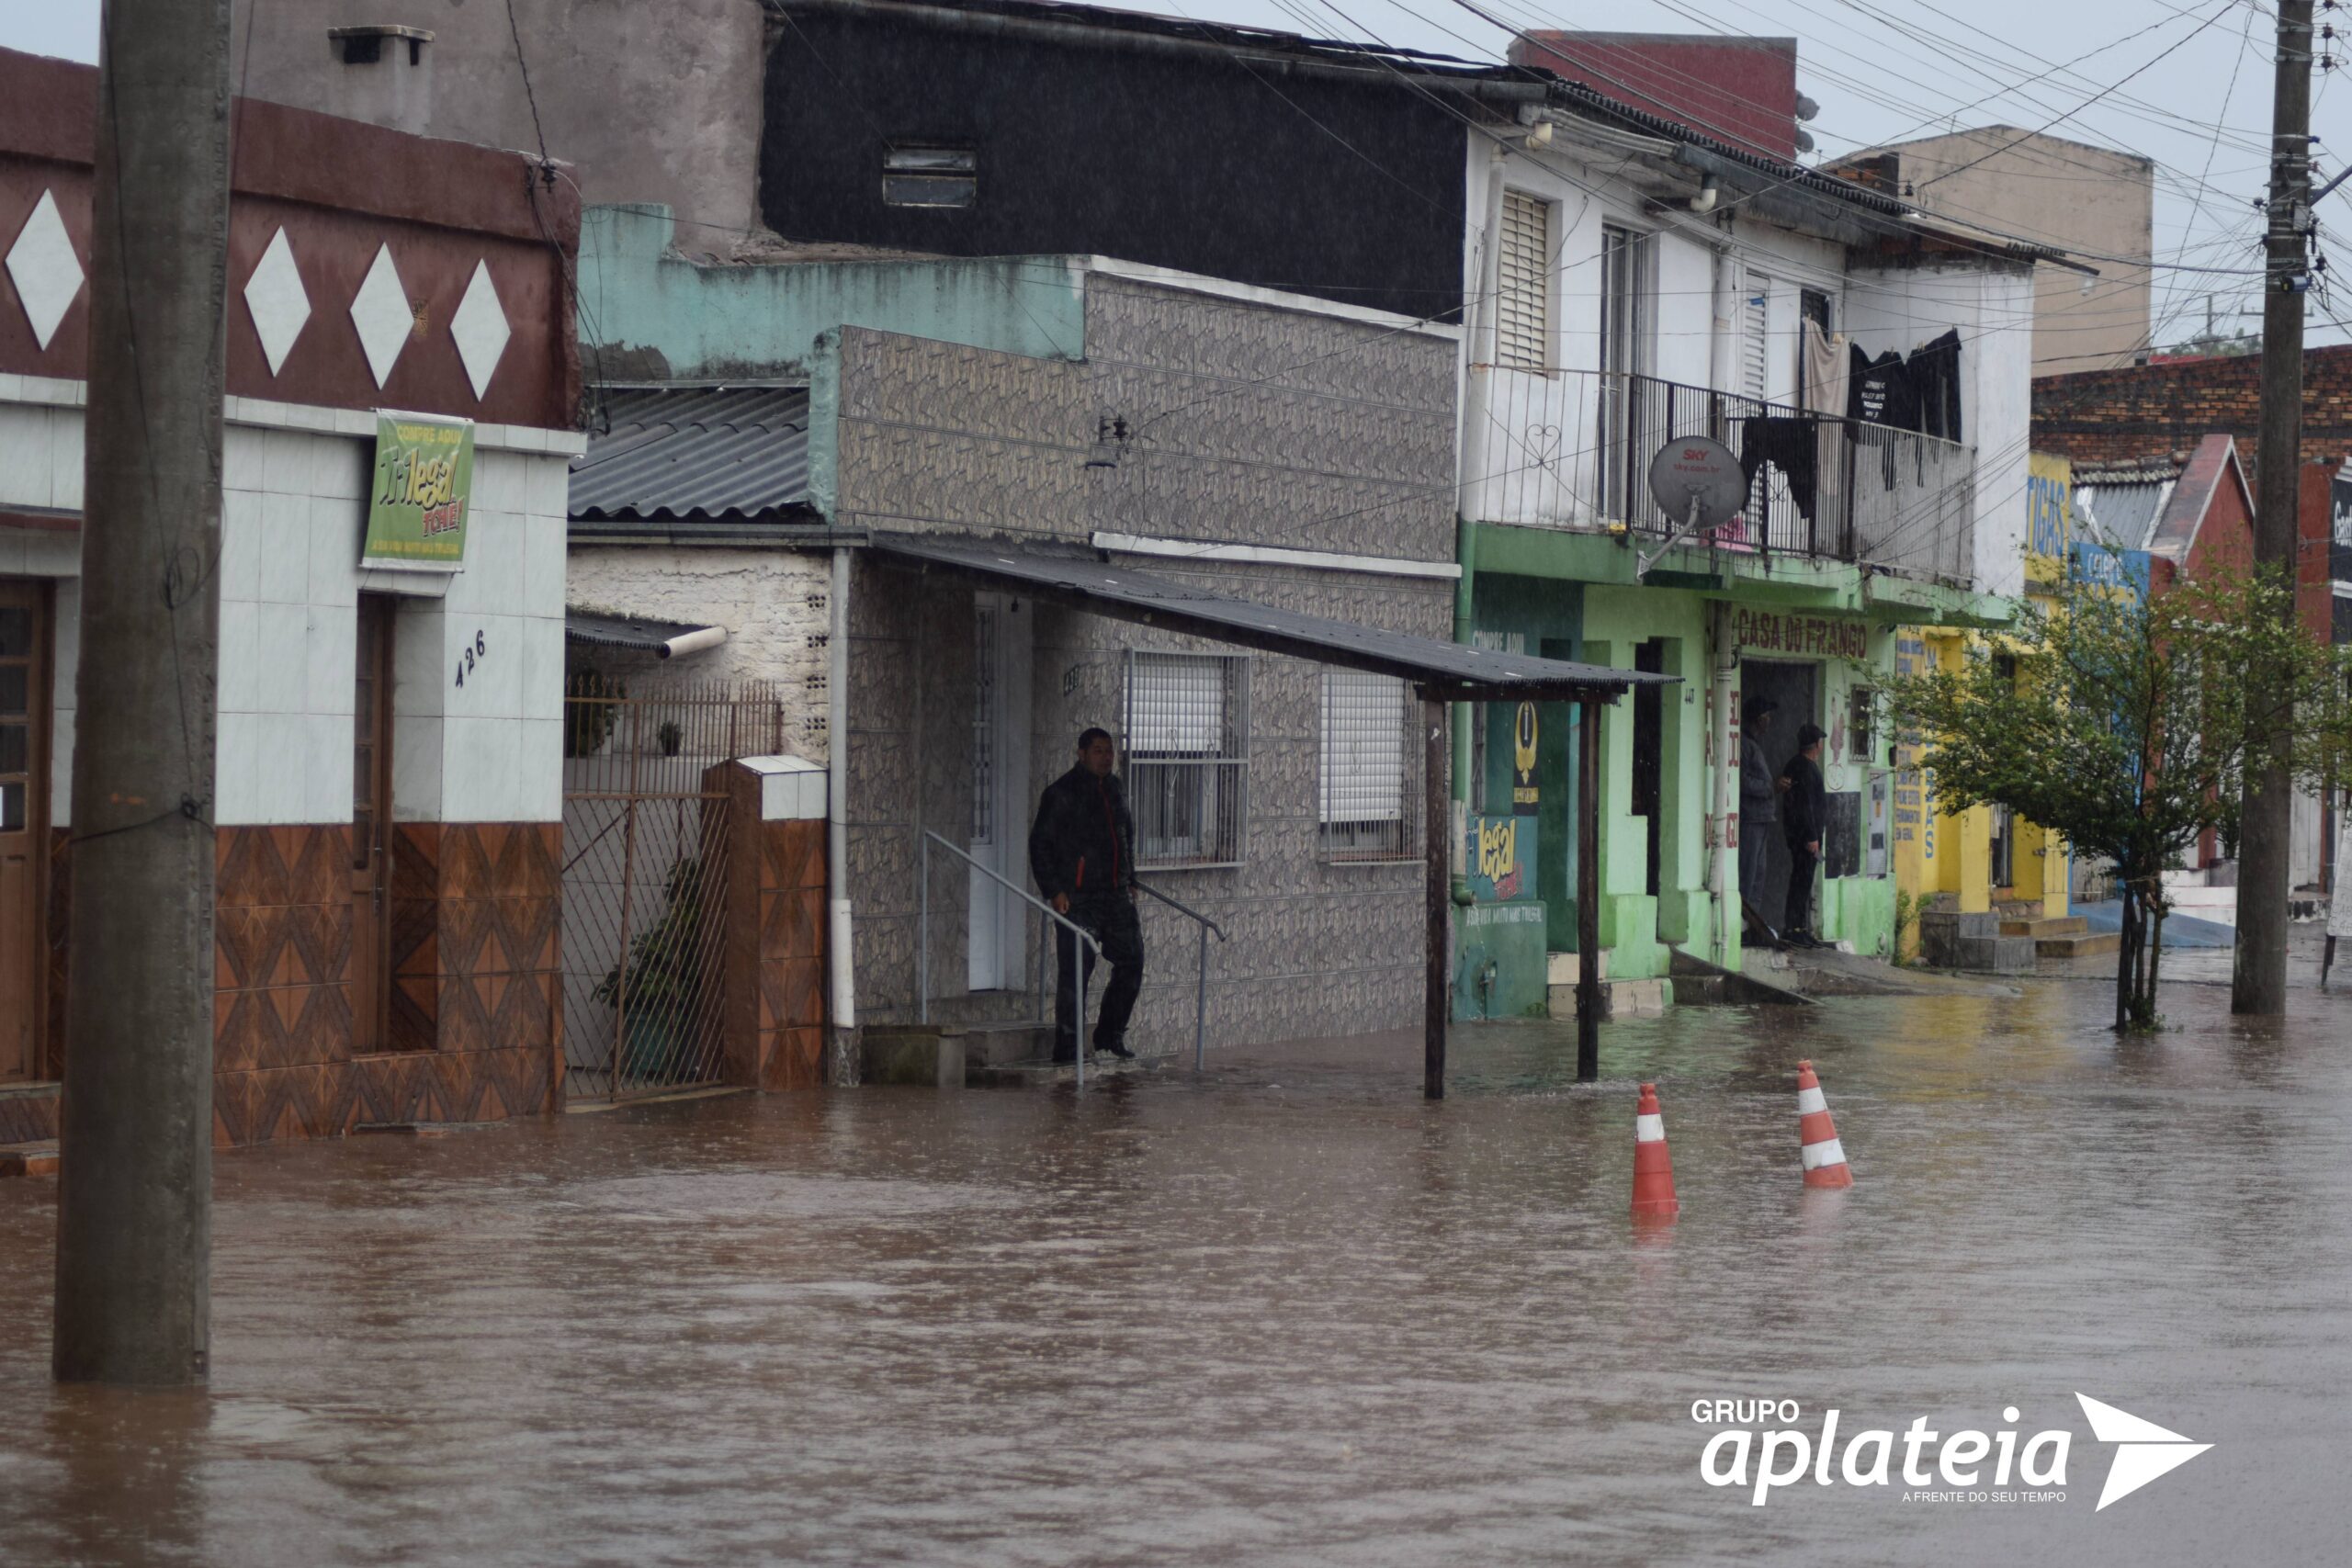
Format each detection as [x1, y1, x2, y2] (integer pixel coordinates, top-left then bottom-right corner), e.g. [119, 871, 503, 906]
[4, 976, 2350, 1566]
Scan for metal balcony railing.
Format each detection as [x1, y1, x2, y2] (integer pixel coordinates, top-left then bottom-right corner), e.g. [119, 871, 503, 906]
[1468, 367, 1977, 586]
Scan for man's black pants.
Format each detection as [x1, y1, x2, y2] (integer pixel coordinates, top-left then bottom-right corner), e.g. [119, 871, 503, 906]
[1783, 843, 1819, 939]
[1055, 892, 1145, 1059]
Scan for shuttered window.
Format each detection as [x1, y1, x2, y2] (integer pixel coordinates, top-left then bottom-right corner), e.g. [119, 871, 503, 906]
[1319, 671, 1415, 862]
[1124, 651, 1250, 867]
[1497, 189, 1554, 372]
[1743, 275, 1770, 401]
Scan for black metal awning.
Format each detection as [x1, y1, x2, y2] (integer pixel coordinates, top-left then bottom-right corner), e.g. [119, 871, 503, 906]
[868, 534, 1676, 702]
[564, 609, 726, 658]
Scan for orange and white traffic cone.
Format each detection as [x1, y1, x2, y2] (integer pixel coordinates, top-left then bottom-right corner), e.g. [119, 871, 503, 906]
[1795, 1059, 1852, 1189]
[1632, 1081, 1680, 1219]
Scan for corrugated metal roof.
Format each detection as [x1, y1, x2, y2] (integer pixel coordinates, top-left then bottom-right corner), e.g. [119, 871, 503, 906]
[570, 387, 813, 523]
[2075, 480, 2172, 553]
[870, 534, 1671, 697]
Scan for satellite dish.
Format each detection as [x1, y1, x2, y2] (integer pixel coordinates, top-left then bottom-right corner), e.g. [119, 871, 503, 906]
[1645, 434, 1747, 532]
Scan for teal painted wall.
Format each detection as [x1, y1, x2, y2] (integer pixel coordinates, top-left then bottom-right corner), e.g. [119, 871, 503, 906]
[577, 205, 1088, 383]
[1474, 576, 1901, 981]
[1579, 587, 1713, 981]
[1468, 575, 1581, 953]
[1464, 523, 1974, 989]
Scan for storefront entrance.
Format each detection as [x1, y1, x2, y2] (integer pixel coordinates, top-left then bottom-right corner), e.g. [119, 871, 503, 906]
[0, 581, 50, 1085]
[1740, 657, 1818, 933]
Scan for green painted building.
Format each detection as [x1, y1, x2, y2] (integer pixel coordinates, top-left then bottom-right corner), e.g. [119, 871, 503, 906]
[1456, 525, 2008, 1009]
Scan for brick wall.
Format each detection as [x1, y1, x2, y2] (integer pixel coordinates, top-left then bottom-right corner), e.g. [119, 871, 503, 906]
[2036, 349, 2346, 637]
[2033, 346, 2352, 476]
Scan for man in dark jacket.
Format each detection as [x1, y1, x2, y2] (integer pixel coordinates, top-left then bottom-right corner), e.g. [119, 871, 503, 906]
[1777, 722, 1828, 949]
[1028, 728, 1145, 1063]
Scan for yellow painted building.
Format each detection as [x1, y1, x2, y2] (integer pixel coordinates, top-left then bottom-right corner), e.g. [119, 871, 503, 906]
[1892, 454, 2073, 956]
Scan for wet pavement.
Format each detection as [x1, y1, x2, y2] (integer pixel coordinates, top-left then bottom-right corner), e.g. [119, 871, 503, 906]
[3, 975, 2350, 1566]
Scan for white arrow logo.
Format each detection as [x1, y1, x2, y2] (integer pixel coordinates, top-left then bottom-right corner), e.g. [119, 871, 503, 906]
[2075, 1393, 2213, 1511]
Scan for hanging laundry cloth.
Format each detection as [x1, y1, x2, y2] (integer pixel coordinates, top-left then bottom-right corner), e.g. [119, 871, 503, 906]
[1910, 329, 1964, 443]
[1739, 414, 1821, 525]
[1802, 319, 1848, 417]
[1846, 344, 1918, 431]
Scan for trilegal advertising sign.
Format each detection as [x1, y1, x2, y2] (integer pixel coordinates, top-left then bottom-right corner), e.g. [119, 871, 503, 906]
[362, 412, 474, 570]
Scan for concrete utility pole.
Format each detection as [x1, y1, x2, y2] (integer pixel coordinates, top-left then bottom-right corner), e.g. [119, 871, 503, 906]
[2235, 0, 2314, 1017]
[52, 0, 232, 1385]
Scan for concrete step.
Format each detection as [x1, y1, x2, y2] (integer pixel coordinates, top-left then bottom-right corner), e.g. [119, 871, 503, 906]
[0, 1141, 59, 1178]
[1545, 951, 1610, 986]
[1998, 915, 2088, 938]
[958, 1021, 1053, 1068]
[863, 1021, 1058, 1086]
[1909, 907, 2004, 959]
[1547, 977, 1669, 1020]
[2038, 931, 2121, 958]
[861, 1026, 965, 1088]
[1945, 933, 2039, 974]
[968, 1053, 1157, 1089]
[1669, 947, 1813, 1007]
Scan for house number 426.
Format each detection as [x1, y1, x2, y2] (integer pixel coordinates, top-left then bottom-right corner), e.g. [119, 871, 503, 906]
[453, 629, 487, 687]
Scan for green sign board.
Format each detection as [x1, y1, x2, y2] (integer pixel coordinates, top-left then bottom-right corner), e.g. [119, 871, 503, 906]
[362, 412, 474, 571]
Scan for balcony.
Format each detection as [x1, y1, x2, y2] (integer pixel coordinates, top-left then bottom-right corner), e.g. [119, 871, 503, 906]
[1467, 367, 1976, 585]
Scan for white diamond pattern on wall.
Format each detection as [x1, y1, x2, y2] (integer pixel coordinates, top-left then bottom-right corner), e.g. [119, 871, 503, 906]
[5, 188, 85, 351]
[349, 242, 413, 389]
[449, 258, 511, 400]
[243, 226, 311, 377]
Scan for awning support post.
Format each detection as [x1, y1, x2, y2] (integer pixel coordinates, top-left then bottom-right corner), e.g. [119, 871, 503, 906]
[1577, 694, 1604, 1081]
[1423, 694, 1449, 1100]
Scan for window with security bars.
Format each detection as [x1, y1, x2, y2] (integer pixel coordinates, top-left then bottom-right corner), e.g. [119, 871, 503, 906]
[1497, 189, 1555, 372]
[1123, 650, 1250, 868]
[1319, 671, 1417, 862]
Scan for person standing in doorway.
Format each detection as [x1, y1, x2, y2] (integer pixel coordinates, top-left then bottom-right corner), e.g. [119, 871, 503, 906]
[1028, 728, 1145, 1063]
[1738, 697, 1781, 941]
[1777, 722, 1828, 949]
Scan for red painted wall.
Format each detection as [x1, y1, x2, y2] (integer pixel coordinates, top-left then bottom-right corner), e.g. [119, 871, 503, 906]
[0, 46, 578, 431]
[1510, 33, 1800, 162]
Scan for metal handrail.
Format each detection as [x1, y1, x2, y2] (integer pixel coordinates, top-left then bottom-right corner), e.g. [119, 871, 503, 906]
[1133, 878, 1227, 1072]
[921, 829, 1102, 1088]
[1133, 878, 1226, 940]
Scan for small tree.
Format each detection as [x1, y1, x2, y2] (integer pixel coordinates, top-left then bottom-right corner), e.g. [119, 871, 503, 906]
[1886, 563, 2351, 1030]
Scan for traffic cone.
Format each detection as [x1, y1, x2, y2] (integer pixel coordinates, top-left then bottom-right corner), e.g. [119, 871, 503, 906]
[1632, 1081, 1680, 1219]
[1796, 1059, 1853, 1189]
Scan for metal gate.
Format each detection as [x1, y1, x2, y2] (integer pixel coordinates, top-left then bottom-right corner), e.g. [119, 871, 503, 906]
[560, 677, 786, 1100]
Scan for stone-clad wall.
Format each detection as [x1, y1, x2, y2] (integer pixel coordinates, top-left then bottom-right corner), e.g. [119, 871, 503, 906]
[834, 274, 1459, 1052]
[1032, 569, 1445, 1050]
[833, 273, 1456, 559]
[843, 573, 976, 1023]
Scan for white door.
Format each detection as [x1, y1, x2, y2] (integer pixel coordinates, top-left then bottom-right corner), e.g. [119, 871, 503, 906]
[967, 593, 1032, 991]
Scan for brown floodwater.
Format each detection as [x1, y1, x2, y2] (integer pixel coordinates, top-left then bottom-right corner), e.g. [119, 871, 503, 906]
[3, 975, 2349, 1566]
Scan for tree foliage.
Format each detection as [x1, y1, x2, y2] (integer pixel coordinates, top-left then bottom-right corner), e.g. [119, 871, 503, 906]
[1885, 564, 2352, 1029]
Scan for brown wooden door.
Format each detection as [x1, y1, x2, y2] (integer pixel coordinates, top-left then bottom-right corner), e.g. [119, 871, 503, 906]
[351, 596, 395, 1055]
[0, 581, 50, 1084]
